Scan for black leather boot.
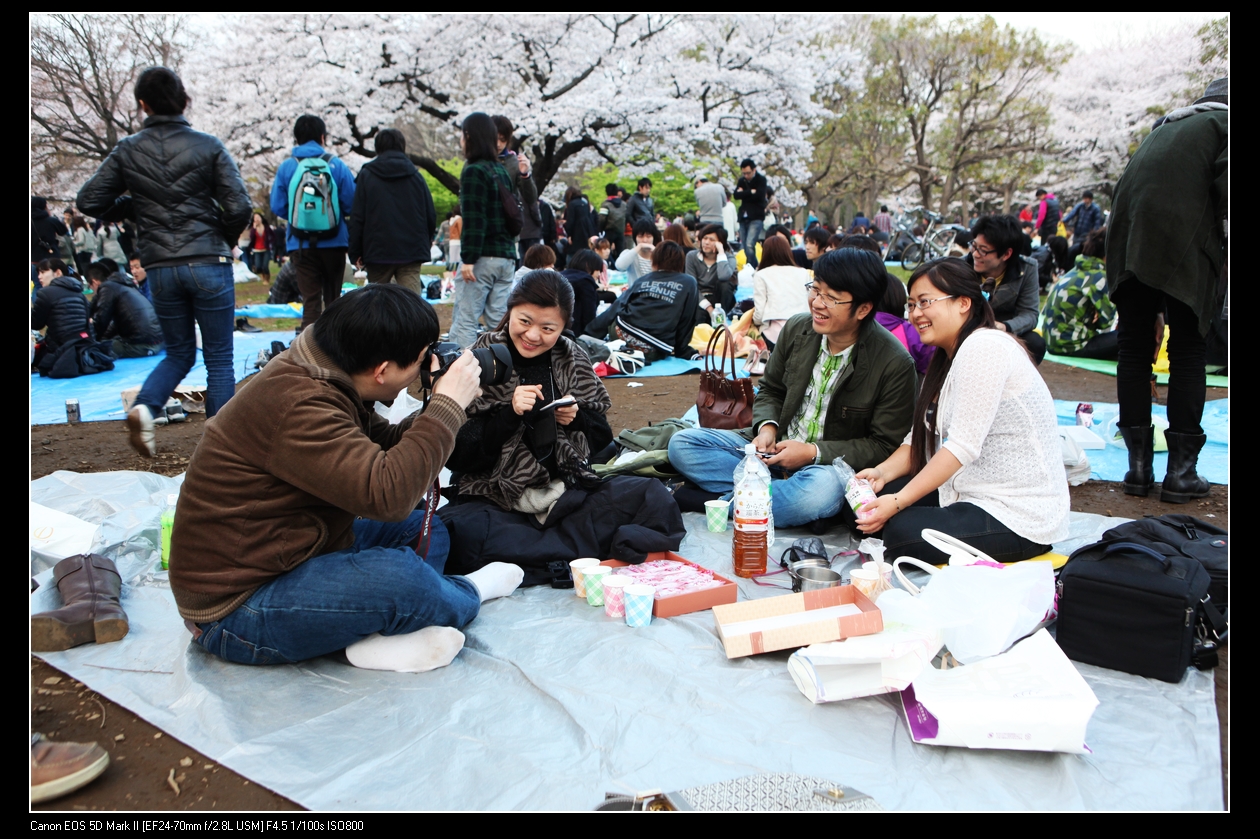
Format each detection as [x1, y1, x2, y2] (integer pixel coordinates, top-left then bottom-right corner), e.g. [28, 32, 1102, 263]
[1118, 425, 1154, 497]
[1161, 431, 1211, 503]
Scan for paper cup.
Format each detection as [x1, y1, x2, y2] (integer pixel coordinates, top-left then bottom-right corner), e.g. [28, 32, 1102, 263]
[624, 584, 655, 628]
[584, 566, 612, 606]
[704, 499, 730, 532]
[603, 575, 631, 618]
[849, 566, 879, 599]
[863, 560, 893, 585]
[570, 558, 601, 599]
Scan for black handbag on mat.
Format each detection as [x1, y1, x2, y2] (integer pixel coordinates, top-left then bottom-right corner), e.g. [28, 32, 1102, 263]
[1055, 515, 1227, 683]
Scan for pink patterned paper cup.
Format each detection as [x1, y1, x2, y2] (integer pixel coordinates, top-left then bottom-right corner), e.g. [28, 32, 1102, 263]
[571, 558, 600, 599]
[602, 575, 631, 618]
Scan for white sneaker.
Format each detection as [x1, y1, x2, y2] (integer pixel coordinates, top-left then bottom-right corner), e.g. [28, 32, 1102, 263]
[126, 404, 155, 457]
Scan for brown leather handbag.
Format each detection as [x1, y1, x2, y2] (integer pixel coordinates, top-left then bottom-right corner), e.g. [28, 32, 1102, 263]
[697, 325, 754, 429]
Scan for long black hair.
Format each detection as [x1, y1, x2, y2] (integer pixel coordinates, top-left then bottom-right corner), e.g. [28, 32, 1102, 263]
[461, 112, 499, 164]
[908, 258, 996, 472]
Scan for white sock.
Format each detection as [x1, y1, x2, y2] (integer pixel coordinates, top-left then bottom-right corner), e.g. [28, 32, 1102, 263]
[465, 562, 525, 602]
[345, 626, 465, 673]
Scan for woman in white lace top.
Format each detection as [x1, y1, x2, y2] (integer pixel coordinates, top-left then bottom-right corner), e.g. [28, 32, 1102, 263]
[853, 258, 1069, 561]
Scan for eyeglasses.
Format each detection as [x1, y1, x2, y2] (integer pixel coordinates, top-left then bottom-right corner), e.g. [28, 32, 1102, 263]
[969, 240, 997, 258]
[906, 295, 956, 312]
[804, 283, 857, 309]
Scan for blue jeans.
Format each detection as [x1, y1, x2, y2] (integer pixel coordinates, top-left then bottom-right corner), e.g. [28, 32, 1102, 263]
[447, 256, 515, 347]
[667, 428, 844, 527]
[136, 263, 235, 417]
[193, 512, 481, 665]
[738, 219, 764, 267]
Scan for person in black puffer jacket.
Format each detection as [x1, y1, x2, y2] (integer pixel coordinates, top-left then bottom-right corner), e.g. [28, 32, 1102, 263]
[85, 262, 164, 357]
[76, 66, 250, 456]
[31, 197, 69, 266]
[33, 260, 91, 367]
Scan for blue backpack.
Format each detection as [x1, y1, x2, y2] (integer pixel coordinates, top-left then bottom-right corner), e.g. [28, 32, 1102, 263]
[286, 153, 340, 244]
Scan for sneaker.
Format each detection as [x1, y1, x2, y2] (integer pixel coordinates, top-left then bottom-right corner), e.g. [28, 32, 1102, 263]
[235, 316, 262, 333]
[126, 404, 155, 457]
[30, 733, 110, 803]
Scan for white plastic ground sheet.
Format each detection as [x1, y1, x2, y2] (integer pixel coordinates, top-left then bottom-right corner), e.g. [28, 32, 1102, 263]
[30, 470, 1223, 811]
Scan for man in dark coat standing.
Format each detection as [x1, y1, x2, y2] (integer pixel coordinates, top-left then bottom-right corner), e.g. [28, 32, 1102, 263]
[348, 129, 437, 297]
[1106, 78, 1228, 504]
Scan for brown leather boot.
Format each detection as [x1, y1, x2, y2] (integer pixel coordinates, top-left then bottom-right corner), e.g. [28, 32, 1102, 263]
[31, 554, 129, 652]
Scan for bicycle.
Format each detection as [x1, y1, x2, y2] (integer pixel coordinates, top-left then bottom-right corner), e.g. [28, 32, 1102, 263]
[898, 209, 958, 271]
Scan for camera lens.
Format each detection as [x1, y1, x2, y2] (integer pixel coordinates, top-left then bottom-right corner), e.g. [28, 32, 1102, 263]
[472, 344, 513, 387]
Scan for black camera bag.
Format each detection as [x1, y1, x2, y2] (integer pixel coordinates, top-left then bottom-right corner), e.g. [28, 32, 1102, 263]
[1056, 515, 1227, 683]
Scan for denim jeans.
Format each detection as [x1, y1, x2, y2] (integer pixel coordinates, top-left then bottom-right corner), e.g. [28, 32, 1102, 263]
[193, 512, 481, 665]
[447, 256, 515, 347]
[738, 219, 764, 267]
[136, 262, 235, 417]
[667, 427, 844, 527]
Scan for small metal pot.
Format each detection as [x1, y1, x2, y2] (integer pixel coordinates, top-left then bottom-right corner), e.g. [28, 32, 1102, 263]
[786, 557, 830, 592]
[793, 565, 843, 593]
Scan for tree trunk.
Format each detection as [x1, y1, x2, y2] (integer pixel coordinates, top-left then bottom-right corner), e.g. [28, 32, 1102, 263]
[411, 155, 460, 196]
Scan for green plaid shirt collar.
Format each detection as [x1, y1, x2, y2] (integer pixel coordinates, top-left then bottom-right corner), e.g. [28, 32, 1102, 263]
[786, 341, 852, 444]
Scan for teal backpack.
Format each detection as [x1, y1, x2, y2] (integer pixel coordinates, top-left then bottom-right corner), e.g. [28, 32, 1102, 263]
[286, 153, 340, 244]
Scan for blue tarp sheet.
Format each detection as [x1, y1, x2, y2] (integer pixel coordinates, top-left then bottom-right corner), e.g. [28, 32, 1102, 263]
[30, 332, 289, 424]
[1056, 398, 1229, 485]
[234, 303, 303, 318]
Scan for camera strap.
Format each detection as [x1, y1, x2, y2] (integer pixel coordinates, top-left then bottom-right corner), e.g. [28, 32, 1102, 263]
[415, 479, 441, 558]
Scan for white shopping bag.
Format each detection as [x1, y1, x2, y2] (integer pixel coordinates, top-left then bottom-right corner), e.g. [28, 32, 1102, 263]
[30, 502, 99, 571]
[374, 387, 425, 424]
[899, 629, 1098, 754]
[788, 625, 944, 703]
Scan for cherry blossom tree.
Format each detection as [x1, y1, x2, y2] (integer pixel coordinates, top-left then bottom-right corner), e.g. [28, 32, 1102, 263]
[1047, 22, 1207, 198]
[193, 14, 848, 200]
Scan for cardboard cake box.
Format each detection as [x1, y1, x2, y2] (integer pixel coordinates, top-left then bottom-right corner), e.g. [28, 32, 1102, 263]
[712, 585, 883, 658]
[600, 552, 738, 618]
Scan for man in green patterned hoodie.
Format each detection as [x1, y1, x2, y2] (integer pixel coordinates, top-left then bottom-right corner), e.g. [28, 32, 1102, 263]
[1042, 228, 1117, 359]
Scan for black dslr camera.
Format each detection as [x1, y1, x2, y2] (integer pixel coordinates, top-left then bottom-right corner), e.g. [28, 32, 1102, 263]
[420, 342, 513, 390]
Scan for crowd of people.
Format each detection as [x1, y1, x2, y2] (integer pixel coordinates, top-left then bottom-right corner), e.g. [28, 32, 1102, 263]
[29, 62, 1227, 803]
[30, 65, 1226, 689]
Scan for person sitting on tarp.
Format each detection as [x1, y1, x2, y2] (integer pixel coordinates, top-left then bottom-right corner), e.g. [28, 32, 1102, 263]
[585, 240, 701, 362]
[668, 248, 916, 528]
[85, 261, 164, 358]
[167, 284, 525, 674]
[1041, 228, 1117, 360]
[965, 214, 1044, 364]
[32, 258, 91, 369]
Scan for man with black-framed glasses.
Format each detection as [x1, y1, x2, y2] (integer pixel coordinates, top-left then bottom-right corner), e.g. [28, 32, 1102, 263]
[668, 248, 915, 528]
[966, 214, 1045, 364]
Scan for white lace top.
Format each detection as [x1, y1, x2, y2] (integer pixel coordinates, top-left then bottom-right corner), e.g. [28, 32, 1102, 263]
[905, 328, 1070, 545]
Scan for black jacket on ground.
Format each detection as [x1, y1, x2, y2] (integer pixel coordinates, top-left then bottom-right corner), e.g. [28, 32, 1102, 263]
[347, 150, 437, 266]
[32, 275, 91, 352]
[76, 114, 251, 267]
[91, 274, 163, 345]
[438, 475, 685, 586]
[31, 198, 68, 263]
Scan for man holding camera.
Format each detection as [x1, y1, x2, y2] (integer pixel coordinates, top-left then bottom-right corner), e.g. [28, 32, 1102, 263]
[168, 284, 523, 673]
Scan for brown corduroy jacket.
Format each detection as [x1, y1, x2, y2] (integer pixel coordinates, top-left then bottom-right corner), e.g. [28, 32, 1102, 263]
[169, 330, 466, 623]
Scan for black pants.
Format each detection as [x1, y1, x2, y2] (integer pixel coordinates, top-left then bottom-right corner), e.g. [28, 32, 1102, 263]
[293, 247, 347, 331]
[1061, 331, 1119, 361]
[1114, 280, 1205, 434]
[849, 477, 1050, 563]
[695, 284, 737, 324]
[1016, 329, 1046, 365]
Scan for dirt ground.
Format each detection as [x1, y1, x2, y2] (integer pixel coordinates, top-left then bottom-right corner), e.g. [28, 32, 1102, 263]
[29, 302, 1228, 810]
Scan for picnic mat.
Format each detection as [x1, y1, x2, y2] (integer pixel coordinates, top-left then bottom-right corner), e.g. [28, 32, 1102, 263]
[605, 356, 752, 379]
[234, 303, 303, 318]
[1057, 398, 1228, 485]
[1045, 354, 1229, 388]
[30, 332, 288, 425]
[30, 469, 1222, 811]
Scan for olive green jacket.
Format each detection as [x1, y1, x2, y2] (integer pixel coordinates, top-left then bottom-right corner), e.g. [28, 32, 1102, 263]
[746, 312, 916, 471]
